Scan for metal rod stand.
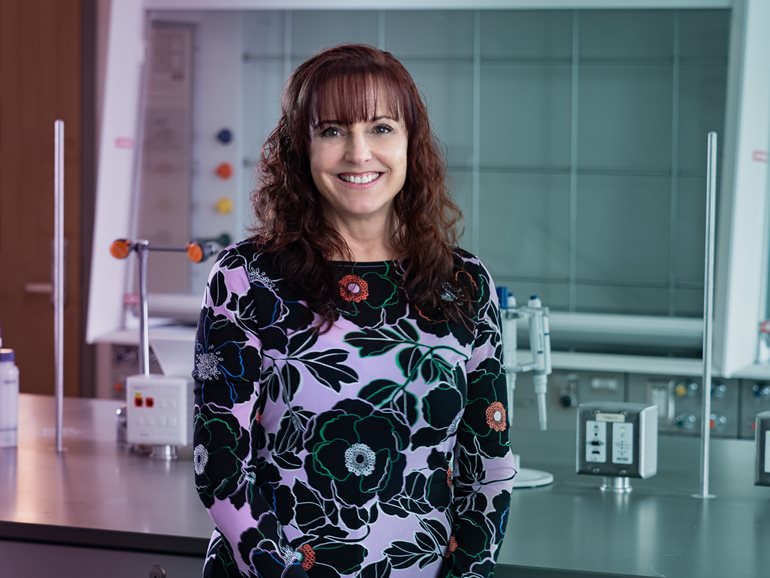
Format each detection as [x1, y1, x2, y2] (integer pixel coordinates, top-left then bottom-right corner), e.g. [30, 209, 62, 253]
[694, 132, 718, 500]
[54, 120, 65, 454]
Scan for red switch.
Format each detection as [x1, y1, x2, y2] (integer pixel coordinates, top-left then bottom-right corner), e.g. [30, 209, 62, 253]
[146, 397, 155, 408]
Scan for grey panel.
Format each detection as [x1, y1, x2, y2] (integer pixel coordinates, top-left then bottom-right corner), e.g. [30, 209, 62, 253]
[679, 9, 731, 60]
[241, 60, 285, 162]
[480, 63, 571, 169]
[478, 171, 570, 280]
[580, 10, 673, 59]
[739, 380, 770, 439]
[674, 176, 706, 286]
[576, 174, 670, 284]
[403, 60, 474, 168]
[385, 11, 473, 59]
[291, 11, 379, 58]
[678, 63, 727, 174]
[241, 11, 285, 57]
[576, 283, 669, 315]
[578, 64, 672, 171]
[447, 169, 472, 245]
[489, 277, 570, 311]
[479, 10, 572, 60]
[672, 287, 704, 317]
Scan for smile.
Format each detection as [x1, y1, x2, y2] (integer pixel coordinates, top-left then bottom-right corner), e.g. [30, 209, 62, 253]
[338, 172, 382, 184]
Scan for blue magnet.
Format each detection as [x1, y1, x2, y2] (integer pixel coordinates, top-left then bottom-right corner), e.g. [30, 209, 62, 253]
[216, 129, 233, 144]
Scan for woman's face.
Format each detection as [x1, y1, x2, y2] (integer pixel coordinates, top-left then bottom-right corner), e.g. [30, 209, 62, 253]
[308, 95, 407, 232]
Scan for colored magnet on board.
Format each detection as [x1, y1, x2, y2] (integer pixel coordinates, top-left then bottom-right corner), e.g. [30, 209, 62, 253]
[215, 162, 233, 180]
[215, 197, 234, 215]
[216, 129, 233, 144]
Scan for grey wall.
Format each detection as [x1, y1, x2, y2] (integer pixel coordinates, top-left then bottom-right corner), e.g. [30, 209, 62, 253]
[238, 9, 729, 316]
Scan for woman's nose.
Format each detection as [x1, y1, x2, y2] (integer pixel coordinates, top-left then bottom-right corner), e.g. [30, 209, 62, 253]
[344, 132, 372, 164]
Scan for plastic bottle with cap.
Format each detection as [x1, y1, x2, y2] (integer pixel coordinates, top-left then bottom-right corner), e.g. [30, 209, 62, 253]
[0, 348, 19, 448]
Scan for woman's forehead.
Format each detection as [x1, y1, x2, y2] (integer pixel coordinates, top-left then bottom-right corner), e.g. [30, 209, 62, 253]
[311, 75, 402, 124]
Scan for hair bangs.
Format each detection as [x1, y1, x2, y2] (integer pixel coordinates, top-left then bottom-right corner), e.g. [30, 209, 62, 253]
[311, 71, 406, 128]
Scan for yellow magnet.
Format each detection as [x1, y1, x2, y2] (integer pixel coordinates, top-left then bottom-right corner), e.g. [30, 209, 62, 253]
[215, 196, 234, 215]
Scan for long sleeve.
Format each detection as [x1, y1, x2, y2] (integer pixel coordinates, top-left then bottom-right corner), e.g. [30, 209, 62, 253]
[443, 269, 517, 578]
[192, 254, 309, 578]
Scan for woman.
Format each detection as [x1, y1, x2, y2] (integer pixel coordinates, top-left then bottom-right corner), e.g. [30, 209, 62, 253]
[193, 44, 516, 578]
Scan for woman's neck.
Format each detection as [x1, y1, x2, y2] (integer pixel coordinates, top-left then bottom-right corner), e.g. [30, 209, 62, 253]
[327, 213, 399, 262]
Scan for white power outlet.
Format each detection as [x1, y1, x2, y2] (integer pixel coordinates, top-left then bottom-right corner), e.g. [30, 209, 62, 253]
[126, 374, 194, 446]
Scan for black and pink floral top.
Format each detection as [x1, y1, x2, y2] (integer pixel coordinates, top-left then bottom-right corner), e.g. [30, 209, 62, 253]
[192, 241, 516, 578]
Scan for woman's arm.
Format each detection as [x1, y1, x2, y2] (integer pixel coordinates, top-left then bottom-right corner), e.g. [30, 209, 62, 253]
[193, 252, 308, 578]
[444, 265, 517, 578]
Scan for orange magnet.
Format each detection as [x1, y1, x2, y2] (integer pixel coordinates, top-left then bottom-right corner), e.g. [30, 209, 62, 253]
[110, 239, 132, 259]
[215, 162, 233, 180]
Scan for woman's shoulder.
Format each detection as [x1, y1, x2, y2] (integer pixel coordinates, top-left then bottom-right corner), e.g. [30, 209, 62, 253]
[212, 239, 277, 271]
[452, 247, 494, 283]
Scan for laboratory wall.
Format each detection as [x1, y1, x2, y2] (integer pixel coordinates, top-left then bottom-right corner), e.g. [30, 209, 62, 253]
[144, 9, 729, 319]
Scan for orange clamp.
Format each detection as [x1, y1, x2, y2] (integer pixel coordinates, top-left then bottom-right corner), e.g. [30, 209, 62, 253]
[187, 242, 204, 263]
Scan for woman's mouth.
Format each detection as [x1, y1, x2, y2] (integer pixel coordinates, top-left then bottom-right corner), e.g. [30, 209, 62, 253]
[337, 172, 382, 185]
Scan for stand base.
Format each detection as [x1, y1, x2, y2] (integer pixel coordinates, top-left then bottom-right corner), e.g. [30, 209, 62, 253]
[512, 467, 554, 489]
[600, 476, 632, 493]
[150, 444, 178, 460]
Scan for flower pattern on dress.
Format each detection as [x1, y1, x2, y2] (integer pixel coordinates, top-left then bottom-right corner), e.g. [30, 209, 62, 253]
[193, 242, 516, 578]
[195, 350, 223, 381]
[298, 544, 316, 571]
[338, 274, 369, 302]
[194, 444, 209, 475]
[344, 443, 376, 477]
[486, 401, 507, 432]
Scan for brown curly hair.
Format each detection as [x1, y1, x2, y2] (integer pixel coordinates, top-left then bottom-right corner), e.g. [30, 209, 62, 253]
[251, 44, 468, 327]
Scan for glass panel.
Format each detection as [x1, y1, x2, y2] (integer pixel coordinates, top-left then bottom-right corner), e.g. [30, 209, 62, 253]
[678, 63, 727, 174]
[291, 11, 379, 58]
[385, 11, 473, 59]
[478, 171, 571, 280]
[578, 64, 673, 172]
[580, 10, 673, 60]
[402, 60, 474, 169]
[480, 10, 572, 60]
[127, 7, 730, 324]
[576, 174, 671, 284]
[480, 62, 571, 170]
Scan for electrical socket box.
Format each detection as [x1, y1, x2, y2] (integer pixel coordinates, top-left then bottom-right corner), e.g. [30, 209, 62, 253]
[756, 411, 770, 486]
[629, 375, 739, 438]
[741, 381, 770, 439]
[577, 402, 658, 479]
[126, 374, 194, 446]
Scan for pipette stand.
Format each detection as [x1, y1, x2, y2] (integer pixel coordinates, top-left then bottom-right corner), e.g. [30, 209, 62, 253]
[501, 294, 554, 489]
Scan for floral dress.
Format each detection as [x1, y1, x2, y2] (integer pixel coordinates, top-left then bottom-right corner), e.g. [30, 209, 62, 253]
[192, 241, 516, 578]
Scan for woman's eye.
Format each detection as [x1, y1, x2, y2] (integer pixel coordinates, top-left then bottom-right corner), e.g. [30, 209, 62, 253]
[373, 124, 393, 134]
[320, 127, 341, 138]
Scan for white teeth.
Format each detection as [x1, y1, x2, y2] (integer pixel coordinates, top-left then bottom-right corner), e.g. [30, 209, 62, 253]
[340, 173, 379, 184]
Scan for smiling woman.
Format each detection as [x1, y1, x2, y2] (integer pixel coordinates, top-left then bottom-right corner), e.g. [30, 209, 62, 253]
[193, 44, 516, 578]
[308, 109, 408, 245]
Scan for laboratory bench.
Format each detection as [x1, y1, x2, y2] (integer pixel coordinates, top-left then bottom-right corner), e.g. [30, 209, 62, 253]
[1, 395, 768, 578]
